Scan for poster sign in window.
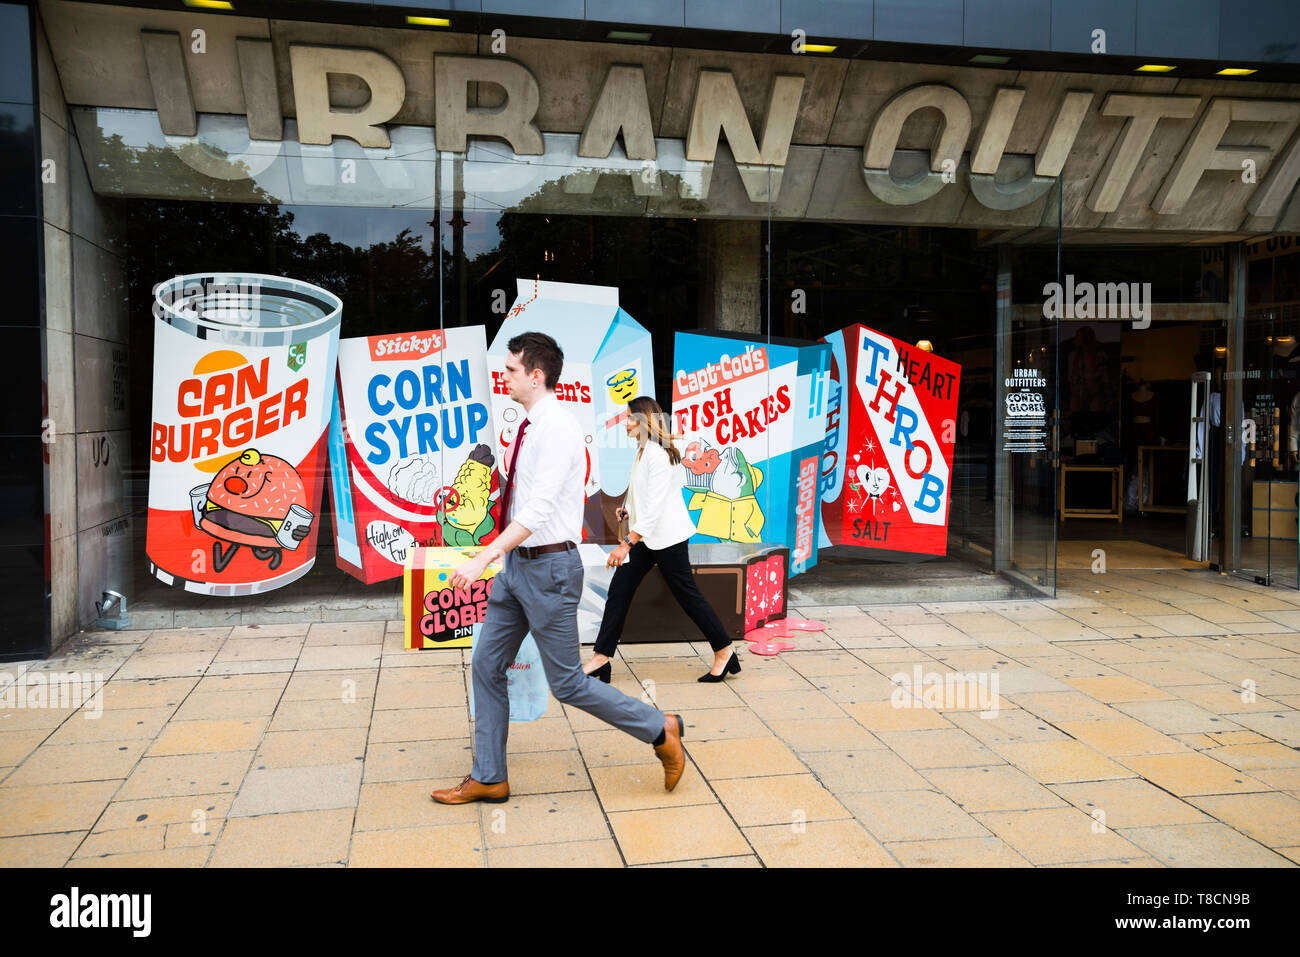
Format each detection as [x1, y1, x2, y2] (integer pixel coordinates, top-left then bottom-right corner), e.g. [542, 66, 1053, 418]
[1003, 367, 1048, 453]
[329, 326, 495, 583]
[671, 330, 830, 575]
[146, 274, 340, 596]
[819, 324, 961, 556]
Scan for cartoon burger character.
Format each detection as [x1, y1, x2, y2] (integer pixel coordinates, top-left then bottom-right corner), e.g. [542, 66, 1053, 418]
[192, 448, 313, 573]
[441, 444, 496, 547]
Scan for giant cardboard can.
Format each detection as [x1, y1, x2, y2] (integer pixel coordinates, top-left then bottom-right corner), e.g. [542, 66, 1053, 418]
[818, 324, 961, 556]
[670, 331, 831, 576]
[488, 279, 654, 542]
[147, 274, 341, 595]
[329, 326, 495, 583]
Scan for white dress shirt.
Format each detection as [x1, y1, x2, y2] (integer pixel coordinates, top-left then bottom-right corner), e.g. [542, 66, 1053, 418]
[505, 392, 585, 546]
[627, 440, 699, 550]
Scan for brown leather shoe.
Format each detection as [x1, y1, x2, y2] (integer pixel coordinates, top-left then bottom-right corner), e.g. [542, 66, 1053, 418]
[431, 774, 509, 805]
[653, 714, 686, 792]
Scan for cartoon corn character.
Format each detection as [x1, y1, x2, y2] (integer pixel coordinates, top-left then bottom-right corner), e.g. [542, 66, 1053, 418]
[441, 444, 497, 547]
[680, 439, 765, 542]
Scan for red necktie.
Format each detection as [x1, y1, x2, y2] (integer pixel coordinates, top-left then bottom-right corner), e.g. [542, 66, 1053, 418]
[497, 418, 529, 525]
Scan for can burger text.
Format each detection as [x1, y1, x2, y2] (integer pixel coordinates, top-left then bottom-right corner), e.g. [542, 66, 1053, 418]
[151, 356, 310, 463]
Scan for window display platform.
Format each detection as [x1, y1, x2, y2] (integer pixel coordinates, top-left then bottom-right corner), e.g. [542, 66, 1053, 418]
[121, 528, 1028, 631]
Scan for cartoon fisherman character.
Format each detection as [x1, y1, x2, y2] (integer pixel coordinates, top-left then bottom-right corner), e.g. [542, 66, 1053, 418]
[440, 443, 497, 547]
[193, 448, 313, 573]
[680, 438, 765, 542]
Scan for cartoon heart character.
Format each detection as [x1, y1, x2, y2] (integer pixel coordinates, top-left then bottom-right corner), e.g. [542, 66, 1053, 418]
[856, 465, 891, 497]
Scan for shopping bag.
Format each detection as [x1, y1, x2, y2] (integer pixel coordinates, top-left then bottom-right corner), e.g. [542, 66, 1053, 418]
[469, 632, 549, 723]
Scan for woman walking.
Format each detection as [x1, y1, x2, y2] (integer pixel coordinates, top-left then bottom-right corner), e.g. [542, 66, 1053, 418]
[583, 396, 739, 684]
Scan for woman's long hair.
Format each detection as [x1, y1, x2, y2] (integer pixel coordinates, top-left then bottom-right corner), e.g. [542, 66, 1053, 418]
[627, 395, 681, 465]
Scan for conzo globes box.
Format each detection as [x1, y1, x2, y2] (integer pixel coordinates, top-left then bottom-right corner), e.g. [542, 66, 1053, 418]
[402, 547, 549, 722]
[402, 547, 499, 649]
[488, 279, 655, 543]
[328, 325, 498, 584]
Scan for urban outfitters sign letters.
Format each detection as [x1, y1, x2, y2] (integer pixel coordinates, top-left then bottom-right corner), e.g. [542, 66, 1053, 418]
[137, 35, 1300, 217]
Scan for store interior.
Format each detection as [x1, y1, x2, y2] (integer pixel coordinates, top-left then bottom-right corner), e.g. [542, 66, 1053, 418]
[1053, 318, 1212, 571]
[1050, 241, 1300, 589]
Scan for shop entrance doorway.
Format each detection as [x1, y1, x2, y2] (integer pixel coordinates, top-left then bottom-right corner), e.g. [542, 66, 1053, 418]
[1055, 318, 1212, 573]
[1029, 242, 1235, 577]
[1215, 235, 1300, 590]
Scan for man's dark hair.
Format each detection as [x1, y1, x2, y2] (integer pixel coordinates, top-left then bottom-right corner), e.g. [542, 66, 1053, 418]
[507, 332, 564, 390]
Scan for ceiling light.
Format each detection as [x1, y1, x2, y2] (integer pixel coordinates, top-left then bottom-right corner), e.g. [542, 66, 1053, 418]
[1217, 67, 1257, 76]
[970, 54, 1010, 64]
[1136, 64, 1176, 73]
[406, 16, 451, 27]
[607, 30, 652, 41]
[916, 340, 934, 353]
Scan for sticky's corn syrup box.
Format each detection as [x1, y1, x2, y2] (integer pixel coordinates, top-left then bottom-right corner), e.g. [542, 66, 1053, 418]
[329, 326, 497, 584]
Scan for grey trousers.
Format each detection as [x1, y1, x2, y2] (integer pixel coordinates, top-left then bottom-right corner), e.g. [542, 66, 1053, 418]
[470, 547, 665, 784]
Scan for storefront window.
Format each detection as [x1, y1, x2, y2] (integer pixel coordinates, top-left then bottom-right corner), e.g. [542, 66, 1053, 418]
[60, 19, 1094, 629]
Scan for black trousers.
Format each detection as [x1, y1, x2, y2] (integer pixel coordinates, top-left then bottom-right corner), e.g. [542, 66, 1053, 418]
[593, 539, 732, 656]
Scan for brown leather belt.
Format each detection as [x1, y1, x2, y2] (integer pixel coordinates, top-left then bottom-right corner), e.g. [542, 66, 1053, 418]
[515, 541, 577, 559]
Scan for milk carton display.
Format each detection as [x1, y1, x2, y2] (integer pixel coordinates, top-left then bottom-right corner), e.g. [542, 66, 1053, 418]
[670, 331, 831, 576]
[146, 274, 341, 596]
[329, 326, 496, 583]
[488, 279, 655, 542]
[818, 324, 962, 557]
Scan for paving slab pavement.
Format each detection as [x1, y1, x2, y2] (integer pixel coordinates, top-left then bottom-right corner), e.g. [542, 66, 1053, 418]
[2, 569, 1299, 867]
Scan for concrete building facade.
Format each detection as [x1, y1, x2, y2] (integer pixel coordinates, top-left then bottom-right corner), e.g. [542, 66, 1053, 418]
[7, 0, 1300, 659]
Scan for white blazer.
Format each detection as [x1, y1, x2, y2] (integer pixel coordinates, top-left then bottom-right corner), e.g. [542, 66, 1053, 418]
[627, 440, 698, 550]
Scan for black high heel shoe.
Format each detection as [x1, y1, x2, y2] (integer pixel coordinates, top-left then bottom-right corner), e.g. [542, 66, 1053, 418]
[586, 661, 612, 683]
[698, 649, 740, 683]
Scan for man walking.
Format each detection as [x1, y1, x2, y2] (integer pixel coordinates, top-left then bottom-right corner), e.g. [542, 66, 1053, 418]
[432, 332, 686, 805]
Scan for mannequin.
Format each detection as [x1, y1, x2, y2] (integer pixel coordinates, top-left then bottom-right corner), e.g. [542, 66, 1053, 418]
[1272, 336, 1300, 469]
[1131, 379, 1158, 446]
